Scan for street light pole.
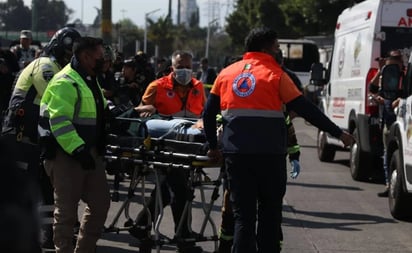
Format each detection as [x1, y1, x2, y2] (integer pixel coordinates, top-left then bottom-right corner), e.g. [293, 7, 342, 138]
[81, 0, 84, 23]
[205, 19, 218, 59]
[144, 8, 161, 53]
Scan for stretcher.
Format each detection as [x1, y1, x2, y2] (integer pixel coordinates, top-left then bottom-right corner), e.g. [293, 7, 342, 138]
[103, 115, 223, 253]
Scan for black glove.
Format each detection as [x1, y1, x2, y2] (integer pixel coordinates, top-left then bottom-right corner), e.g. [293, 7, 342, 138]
[72, 146, 95, 170]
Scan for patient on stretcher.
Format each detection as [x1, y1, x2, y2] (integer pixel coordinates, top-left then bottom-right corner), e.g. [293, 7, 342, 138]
[145, 118, 205, 142]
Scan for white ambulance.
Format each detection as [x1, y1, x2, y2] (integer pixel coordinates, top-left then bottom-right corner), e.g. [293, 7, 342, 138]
[316, 0, 412, 182]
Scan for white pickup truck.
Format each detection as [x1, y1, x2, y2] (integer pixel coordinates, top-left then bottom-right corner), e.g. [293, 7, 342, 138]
[386, 53, 412, 221]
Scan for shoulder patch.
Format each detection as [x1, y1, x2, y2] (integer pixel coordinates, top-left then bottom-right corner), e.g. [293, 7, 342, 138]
[42, 70, 55, 82]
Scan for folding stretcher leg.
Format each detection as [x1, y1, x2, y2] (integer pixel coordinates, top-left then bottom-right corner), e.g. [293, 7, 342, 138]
[104, 118, 223, 252]
[149, 164, 222, 253]
[104, 162, 151, 233]
[195, 167, 224, 251]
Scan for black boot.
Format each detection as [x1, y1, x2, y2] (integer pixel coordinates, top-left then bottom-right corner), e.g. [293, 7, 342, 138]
[377, 184, 389, 197]
[177, 242, 203, 253]
[218, 238, 232, 253]
[377, 188, 389, 197]
[41, 224, 55, 252]
[139, 238, 153, 253]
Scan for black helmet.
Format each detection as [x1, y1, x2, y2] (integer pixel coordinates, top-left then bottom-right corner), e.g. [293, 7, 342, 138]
[43, 27, 81, 60]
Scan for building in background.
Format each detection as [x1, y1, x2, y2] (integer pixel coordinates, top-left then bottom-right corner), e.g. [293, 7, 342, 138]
[179, 0, 199, 27]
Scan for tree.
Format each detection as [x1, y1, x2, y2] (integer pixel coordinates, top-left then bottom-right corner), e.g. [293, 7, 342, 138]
[225, 1, 253, 53]
[116, 18, 141, 57]
[278, 0, 361, 36]
[0, 0, 72, 31]
[225, 0, 287, 54]
[147, 16, 175, 58]
[225, 0, 365, 53]
[0, 0, 31, 30]
[34, 0, 71, 30]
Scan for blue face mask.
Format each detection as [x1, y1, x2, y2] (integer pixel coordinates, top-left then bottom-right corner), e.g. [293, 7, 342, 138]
[174, 68, 193, 85]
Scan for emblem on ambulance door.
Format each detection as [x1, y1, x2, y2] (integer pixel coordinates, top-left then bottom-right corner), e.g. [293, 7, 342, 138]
[338, 38, 346, 77]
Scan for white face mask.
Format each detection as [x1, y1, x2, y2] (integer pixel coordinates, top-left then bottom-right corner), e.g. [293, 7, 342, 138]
[174, 68, 192, 85]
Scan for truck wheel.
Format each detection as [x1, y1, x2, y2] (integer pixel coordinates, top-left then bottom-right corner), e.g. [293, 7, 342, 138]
[349, 131, 369, 181]
[388, 150, 412, 221]
[317, 130, 336, 162]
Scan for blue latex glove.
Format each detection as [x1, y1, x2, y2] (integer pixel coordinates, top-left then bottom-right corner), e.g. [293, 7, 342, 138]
[290, 160, 301, 179]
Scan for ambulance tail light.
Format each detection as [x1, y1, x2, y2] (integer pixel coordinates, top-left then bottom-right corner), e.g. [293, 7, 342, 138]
[365, 67, 379, 115]
[366, 11, 372, 20]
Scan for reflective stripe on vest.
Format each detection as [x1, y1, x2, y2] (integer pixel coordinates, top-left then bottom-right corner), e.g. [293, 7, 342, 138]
[40, 64, 104, 154]
[221, 108, 284, 118]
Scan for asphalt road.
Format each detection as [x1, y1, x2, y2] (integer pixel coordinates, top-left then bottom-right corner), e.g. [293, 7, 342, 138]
[92, 117, 412, 253]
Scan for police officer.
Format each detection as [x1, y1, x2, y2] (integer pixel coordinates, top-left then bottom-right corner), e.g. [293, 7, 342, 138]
[38, 36, 111, 253]
[1, 27, 81, 251]
[203, 27, 354, 253]
[10, 30, 37, 69]
[116, 53, 155, 107]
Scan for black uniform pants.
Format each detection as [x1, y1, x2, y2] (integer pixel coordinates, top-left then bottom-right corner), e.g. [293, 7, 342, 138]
[225, 153, 287, 253]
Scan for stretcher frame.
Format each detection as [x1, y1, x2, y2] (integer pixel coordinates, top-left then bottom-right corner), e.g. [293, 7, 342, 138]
[103, 116, 222, 253]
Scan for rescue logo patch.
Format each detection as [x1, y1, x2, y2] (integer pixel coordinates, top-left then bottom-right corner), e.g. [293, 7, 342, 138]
[167, 90, 175, 98]
[232, 72, 256, 97]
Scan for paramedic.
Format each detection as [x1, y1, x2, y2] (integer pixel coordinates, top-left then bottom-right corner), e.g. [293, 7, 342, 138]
[217, 49, 303, 253]
[134, 50, 206, 118]
[38, 36, 111, 253]
[218, 111, 301, 253]
[369, 49, 404, 197]
[1, 26, 81, 250]
[130, 50, 206, 253]
[203, 27, 354, 253]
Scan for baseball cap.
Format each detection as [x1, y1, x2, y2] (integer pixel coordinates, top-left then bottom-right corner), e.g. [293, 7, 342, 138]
[20, 30, 32, 39]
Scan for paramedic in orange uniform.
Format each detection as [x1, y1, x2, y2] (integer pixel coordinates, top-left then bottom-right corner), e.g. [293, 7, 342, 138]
[134, 50, 206, 118]
[130, 50, 205, 253]
[203, 27, 354, 253]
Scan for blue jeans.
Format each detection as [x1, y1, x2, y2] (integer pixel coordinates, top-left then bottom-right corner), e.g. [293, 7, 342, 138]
[225, 154, 287, 253]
